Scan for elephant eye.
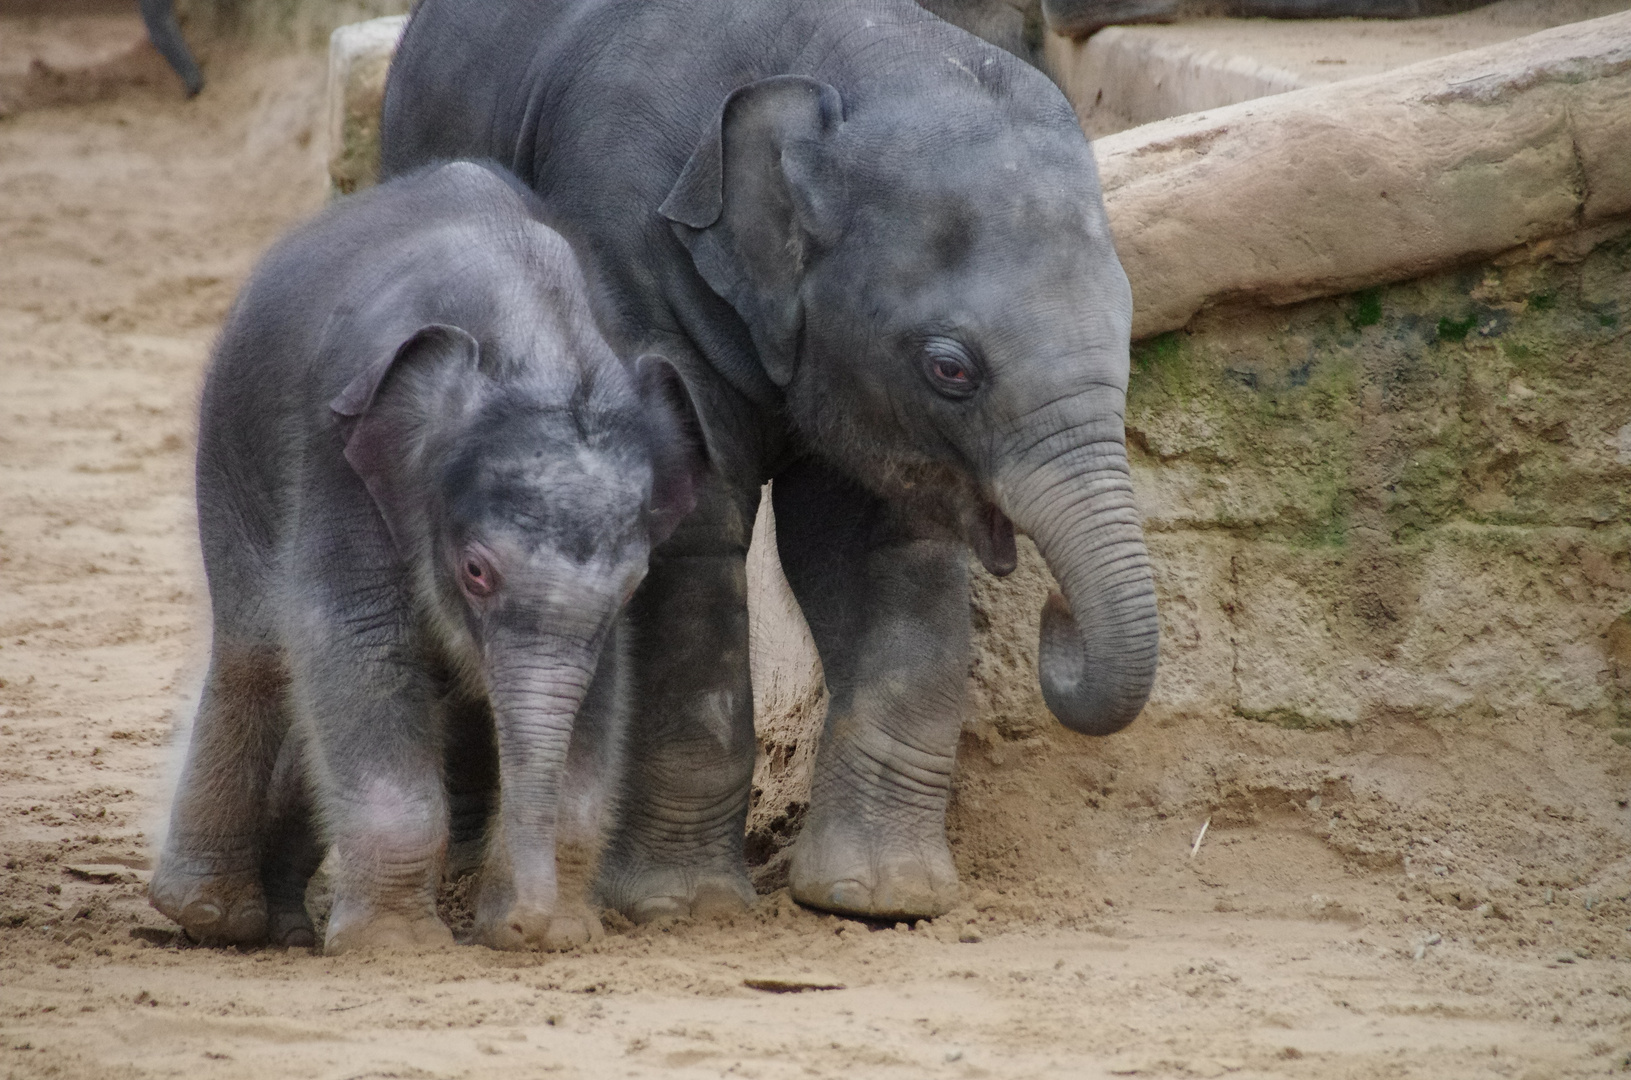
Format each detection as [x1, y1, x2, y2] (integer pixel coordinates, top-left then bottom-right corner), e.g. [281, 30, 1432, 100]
[920, 337, 983, 400]
[458, 547, 499, 599]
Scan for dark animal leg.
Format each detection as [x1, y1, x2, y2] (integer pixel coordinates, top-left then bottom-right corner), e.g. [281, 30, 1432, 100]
[260, 728, 324, 948]
[595, 480, 758, 923]
[441, 694, 498, 881]
[139, 0, 204, 97]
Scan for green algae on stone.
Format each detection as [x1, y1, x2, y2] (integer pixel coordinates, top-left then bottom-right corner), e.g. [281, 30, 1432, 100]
[1113, 226, 1631, 731]
[1347, 288, 1383, 330]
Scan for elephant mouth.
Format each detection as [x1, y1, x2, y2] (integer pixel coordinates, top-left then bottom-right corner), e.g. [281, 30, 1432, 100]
[965, 501, 1017, 577]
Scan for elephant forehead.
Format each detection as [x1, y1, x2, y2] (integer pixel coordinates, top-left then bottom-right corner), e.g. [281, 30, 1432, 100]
[442, 418, 650, 548]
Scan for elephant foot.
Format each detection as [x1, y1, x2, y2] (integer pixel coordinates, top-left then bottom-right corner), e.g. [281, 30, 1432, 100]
[600, 864, 754, 925]
[265, 900, 316, 948]
[473, 901, 604, 951]
[148, 857, 268, 946]
[788, 819, 959, 920]
[324, 910, 454, 955]
[445, 835, 488, 880]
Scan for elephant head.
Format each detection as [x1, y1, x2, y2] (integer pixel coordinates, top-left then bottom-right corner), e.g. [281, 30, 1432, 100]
[331, 322, 707, 944]
[661, 65, 1157, 735]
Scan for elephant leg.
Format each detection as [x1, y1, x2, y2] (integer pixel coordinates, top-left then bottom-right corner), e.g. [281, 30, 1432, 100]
[595, 484, 757, 923]
[259, 727, 324, 948]
[441, 694, 498, 880]
[285, 562, 454, 953]
[138, 0, 204, 97]
[149, 636, 287, 946]
[774, 459, 969, 920]
[301, 685, 454, 954]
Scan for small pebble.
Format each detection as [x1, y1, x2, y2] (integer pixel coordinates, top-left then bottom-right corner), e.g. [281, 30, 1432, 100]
[959, 930, 983, 944]
[1555, 954, 1576, 964]
[1412, 944, 1426, 961]
[1425, 932, 1442, 946]
[945, 1049, 963, 1062]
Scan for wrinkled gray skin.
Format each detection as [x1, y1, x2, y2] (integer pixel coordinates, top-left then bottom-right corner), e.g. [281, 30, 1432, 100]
[382, 0, 1161, 923]
[149, 160, 708, 952]
[140, 0, 203, 97]
[921, 0, 1499, 57]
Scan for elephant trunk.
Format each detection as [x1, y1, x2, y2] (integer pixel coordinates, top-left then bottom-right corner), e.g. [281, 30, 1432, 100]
[997, 415, 1159, 736]
[484, 640, 602, 896]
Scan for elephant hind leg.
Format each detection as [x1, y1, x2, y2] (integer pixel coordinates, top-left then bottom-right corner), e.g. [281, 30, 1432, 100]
[151, 640, 290, 945]
[259, 728, 325, 948]
[441, 694, 498, 881]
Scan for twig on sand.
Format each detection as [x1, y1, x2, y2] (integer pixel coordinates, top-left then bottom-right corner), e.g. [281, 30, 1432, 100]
[1190, 817, 1211, 859]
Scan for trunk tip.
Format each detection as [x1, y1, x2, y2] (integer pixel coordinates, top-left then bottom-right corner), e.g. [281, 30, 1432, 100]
[1038, 590, 1153, 737]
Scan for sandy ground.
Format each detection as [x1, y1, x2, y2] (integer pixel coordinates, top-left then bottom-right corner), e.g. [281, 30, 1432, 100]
[2, 38, 1630, 1080]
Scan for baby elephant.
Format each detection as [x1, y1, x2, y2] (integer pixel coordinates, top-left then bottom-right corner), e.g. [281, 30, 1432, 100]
[150, 160, 707, 953]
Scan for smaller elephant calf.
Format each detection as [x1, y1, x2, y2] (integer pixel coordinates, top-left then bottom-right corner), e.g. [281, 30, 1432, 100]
[150, 159, 708, 953]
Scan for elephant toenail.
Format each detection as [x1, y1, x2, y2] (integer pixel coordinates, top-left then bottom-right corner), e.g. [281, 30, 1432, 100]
[629, 896, 685, 924]
[183, 901, 223, 926]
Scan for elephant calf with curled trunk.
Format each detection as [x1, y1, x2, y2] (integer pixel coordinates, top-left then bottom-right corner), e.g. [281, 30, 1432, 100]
[149, 160, 708, 953]
[383, 0, 1161, 924]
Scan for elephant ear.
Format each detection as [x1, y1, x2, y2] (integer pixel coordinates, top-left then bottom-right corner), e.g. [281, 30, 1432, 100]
[634, 354, 712, 545]
[659, 75, 845, 389]
[329, 324, 482, 548]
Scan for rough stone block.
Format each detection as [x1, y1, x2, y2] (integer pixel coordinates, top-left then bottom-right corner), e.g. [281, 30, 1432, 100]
[325, 14, 406, 196]
[1094, 11, 1631, 338]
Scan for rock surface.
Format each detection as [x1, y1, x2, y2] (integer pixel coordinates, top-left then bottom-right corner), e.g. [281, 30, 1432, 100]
[325, 14, 405, 195]
[1048, 0, 1631, 134]
[1096, 10, 1631, 339]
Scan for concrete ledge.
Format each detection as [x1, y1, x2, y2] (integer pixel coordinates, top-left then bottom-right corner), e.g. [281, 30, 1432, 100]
[1095, 10, 1631, 338]
[1047, 24, 1314, 133]
[1045, 1, 1631, 133]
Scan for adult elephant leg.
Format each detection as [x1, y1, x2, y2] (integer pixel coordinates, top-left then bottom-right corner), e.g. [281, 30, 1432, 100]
[775, 459, 967, 920]
[138, 0, 203, 97]
[595, 479, 758, 923]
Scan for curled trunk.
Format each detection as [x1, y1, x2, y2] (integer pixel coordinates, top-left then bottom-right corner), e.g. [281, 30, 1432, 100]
[999, 426, 1159, 736]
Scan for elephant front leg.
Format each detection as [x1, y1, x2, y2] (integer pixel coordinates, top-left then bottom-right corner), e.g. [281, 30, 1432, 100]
[596, 537, 758, 923]
[774, 460, 969, 920]
[290, 617, 455, 954]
